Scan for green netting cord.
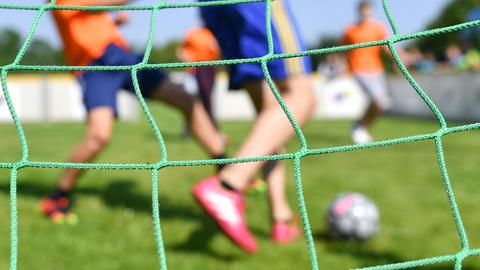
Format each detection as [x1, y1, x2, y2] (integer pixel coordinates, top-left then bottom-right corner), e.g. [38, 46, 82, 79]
[1, 0, 480, 269]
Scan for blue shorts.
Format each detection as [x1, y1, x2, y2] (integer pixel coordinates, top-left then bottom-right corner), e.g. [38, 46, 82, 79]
[79, 44, 167, 113]
[200, 0, 312, 89]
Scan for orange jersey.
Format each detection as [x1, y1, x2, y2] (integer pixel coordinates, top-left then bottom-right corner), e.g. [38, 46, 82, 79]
[180, 27, 220, 63]
[52, 0, 129, 66]
[343, 19, 388, 73]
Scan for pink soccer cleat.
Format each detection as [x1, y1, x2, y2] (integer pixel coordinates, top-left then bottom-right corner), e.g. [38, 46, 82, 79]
[192, 176, 257, 253]
[271, 217, 301, 244]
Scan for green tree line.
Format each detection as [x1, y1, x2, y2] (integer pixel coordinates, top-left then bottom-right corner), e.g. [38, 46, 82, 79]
[0, 28, 64, 66]
[0, 27, 181, 67]
[307, 0, 480, 69]
[2, 0, 477, 70]
[417, 0, 480, 58]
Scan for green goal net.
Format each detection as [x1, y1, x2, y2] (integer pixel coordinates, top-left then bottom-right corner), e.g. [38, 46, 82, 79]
[1, 0, 480, 269]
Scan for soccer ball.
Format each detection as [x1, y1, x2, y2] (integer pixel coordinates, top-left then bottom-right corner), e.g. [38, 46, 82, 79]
[327, 193, 379, 241]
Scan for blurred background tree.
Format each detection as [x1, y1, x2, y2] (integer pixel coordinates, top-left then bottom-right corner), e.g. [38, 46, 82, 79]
[23, 38, 65, 66]
[2, 0, 479, 69]
[0, 27, 183, 68]
[417, 0, 480, 58]
[149, 40, 181, 64]
[309, 35, 340, 69]
[0, 28, 22, 66]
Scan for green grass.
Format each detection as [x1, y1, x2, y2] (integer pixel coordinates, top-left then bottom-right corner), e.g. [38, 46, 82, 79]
[0, 103, 479, 269]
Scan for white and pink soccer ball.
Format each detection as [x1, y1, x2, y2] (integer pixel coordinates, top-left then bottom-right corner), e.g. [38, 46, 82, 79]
[327, 193, 380, 241]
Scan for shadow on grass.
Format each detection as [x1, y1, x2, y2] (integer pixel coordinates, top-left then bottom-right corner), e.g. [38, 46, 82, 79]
[0, 178, 242, 262]
[314, 231, 478, 270]
[315, 231, 405, 267]
[168, 216, 242, 262]
[0, 178, 197, 217]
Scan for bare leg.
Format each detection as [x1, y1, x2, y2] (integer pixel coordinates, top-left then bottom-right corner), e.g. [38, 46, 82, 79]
[252, 93, 294, 222]
[359, 101, 382, 130]
[56, 79, 224, 191]
[220, 74, 316, 190]
[263, 158, 293, 222]
[151, 80, 225, 156]
[58, 107, 114, 191]
[195, 66, 217, 126]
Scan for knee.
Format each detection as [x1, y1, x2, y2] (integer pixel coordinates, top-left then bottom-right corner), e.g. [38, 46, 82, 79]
[376, 98, 392, 112]
[168, 90, 194, 117]
[369, 96, 390, 113]
[180, 97, 195, 116]
[178, 99, 201, 123]
[86, 131, 111, 152]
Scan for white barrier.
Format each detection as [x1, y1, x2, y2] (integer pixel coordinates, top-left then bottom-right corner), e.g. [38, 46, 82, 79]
[212, 73, 368, 121]
[0, 73, 368, 123]
[0, 74, 138, 123]
[2, 72, 478, 123]
[388, 72, 480, 122]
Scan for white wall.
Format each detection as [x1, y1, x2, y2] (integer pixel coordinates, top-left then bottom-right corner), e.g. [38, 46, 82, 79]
[388, 72, 480, 122]
[211, 73, 368, 121]
[0, 74, 138, 123]
[2, 72, 478, 124]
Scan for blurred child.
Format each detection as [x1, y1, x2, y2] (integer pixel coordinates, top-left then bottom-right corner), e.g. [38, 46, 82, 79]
[342, 0, 391, 144]
[193, 0, 316, 253]
[41, 0, 226, 223]
[179, 27, 220, 126]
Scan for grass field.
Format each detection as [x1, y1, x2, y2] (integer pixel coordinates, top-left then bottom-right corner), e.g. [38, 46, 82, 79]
[0, 103, 479, 270]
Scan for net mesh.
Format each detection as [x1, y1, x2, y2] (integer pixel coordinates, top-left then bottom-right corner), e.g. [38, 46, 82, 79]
[1, 0, 480, 269]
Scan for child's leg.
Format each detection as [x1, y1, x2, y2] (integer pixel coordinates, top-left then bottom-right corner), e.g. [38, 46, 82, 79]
[264, 158, 301, 243]
[263, 159, 293, 222]
[219, 74, 316, 190]
[359, 102, 382, 130]
[352, 73, 389, 144]
[355, 72, 389, 131]
[57, 107, 115, 192]
[195, 66, 217, 125]
[249, 84, 294, 222]
[191, 76, 313, 250]
[150, 80, 225, 157]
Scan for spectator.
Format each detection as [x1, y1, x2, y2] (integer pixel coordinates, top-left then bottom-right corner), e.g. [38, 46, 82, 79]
[445, 45, 464, 70]
[415, 51, 437, 73]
